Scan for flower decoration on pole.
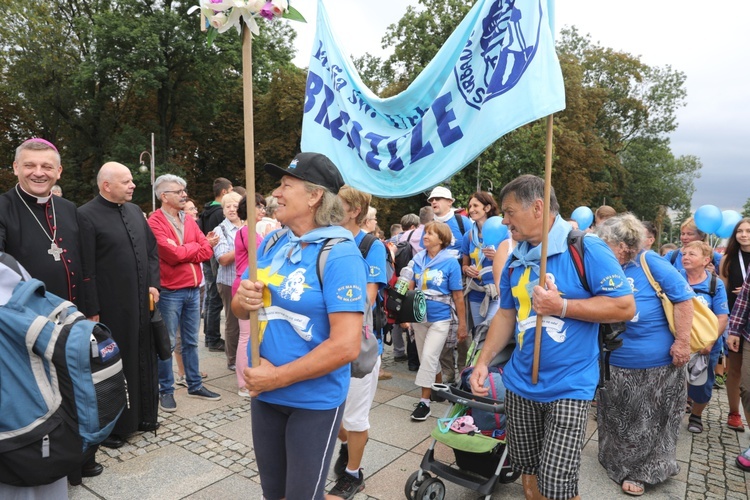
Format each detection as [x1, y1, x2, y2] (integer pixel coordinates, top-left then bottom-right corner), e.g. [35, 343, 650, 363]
[188, 0, 305, 44]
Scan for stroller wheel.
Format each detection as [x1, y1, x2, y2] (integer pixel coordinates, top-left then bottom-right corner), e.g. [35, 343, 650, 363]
[416, 477, 445, 499]
[499, 468, 521, 484]
[404, 471, 431, 500]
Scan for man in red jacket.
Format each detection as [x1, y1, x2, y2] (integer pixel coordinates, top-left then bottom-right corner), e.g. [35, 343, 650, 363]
[148, 174, 222, 412]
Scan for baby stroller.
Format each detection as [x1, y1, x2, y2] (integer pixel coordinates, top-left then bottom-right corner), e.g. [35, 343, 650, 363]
[404, 323, 520, 500]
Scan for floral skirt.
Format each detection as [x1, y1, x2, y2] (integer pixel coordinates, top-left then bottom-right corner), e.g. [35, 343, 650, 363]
[597, 363, 686, 485]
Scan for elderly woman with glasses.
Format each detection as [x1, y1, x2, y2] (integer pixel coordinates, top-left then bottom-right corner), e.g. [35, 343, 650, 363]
[232, 153, 367, 500]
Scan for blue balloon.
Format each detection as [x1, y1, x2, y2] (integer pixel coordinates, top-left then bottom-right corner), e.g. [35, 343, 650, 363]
[694, 205, 723, 234]
[482, 216, 508, 247]
[716, 210, 743, 238]
[570, 206, 594, 231]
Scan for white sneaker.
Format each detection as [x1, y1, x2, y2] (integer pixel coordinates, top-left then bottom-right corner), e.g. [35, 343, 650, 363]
[238, 388, 250, 398]
[175, 375, 188, 388]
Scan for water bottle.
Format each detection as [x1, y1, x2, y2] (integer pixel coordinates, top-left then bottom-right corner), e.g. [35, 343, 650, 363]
[394, 261, 415, 296]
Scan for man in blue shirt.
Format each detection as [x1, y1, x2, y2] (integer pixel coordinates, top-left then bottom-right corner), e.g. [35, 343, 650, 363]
[469, 175, 635, 500]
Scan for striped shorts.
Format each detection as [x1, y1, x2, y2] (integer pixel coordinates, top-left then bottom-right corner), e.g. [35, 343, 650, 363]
[505, 390, 590, 500]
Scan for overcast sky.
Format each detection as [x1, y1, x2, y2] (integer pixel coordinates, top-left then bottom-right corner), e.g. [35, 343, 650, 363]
[288, 0, 750, 211]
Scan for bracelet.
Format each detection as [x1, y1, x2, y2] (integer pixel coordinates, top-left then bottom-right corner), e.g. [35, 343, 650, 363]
[560, 298, 568, 319]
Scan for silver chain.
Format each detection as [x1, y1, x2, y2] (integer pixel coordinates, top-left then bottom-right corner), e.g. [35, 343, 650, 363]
[15, 184, 57, 244]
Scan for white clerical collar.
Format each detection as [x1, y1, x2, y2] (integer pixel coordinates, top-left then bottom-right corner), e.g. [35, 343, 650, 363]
[17, 184, 52, 204]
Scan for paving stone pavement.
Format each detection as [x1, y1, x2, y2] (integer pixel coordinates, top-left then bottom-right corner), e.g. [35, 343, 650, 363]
[67, 340, 750, 499]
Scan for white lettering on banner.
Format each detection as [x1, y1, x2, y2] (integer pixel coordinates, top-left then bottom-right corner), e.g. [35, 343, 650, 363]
[259, 306, 314, 342]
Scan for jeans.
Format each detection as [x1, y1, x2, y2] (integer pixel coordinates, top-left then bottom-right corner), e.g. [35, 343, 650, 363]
[202, 258, 223, 347]
[158, 287, 202, 394]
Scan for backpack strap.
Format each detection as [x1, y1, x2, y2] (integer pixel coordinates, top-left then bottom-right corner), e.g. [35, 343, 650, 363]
[456, 214, 465, 235]
[670, 250, 679, 265]
[317, 237, 347, 286]
[358, 233, 378, 260]
[262, 227, 289, 257]
[567, 230, 590, 294]
[709, 272, 718, 297]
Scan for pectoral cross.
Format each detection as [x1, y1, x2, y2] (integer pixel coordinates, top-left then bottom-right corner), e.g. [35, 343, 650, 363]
[48, 242, 63, 261]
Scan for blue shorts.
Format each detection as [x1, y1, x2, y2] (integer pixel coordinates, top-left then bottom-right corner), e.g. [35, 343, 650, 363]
[251, 398, 344, 500]
[687, 344, 721, 404]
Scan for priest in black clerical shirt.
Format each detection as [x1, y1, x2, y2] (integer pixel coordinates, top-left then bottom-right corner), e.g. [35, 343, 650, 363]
[0, 138, 102, 482]
[79, 162, 161, 448]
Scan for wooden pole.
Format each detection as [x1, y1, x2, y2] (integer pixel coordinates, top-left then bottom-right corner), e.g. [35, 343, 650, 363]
[531, 114, 554, 385]
[242, 26, 260, 368]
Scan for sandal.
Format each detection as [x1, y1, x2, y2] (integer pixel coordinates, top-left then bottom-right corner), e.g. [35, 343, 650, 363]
[622, 479, 644, 496]
[688, 414, 703, 434]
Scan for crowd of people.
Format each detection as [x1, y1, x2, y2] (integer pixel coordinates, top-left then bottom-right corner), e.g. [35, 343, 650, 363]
[4, 139, 750, 500]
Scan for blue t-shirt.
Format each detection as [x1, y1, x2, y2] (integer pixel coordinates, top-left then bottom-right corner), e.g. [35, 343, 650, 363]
[247, 230, 368, 410]
[422, 213, 470, 256]
[500, 233, 632, 402]
[681, 269, 729, 355]
[461, 223, 494, 303]
[354, 230, 387, 355]
[610, 251, 694, 369]
[413, 250, 463, 322]
[666, 248, 722, 272]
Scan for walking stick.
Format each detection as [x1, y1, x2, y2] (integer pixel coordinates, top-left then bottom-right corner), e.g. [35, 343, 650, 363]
[531, 114, 554, 385]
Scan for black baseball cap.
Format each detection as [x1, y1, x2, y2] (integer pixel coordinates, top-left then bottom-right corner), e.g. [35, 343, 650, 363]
[264, 153, 345, 194]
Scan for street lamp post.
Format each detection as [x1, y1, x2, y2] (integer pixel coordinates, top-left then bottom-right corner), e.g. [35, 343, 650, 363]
[139, 133, 156, 213]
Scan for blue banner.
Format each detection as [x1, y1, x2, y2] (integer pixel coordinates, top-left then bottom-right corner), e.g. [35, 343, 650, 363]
[301, 0, 565, 198]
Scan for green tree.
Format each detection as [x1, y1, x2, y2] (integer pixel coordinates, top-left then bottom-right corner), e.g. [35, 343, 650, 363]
[742, 199, 750, 218]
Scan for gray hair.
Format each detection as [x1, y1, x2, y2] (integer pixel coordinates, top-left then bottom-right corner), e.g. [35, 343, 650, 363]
[596, 213, 646, 262]
[400, 213, 419, 230]
[15, 141, 61, 165]
[302, 181, 344, 226]
[265, 195, 278, 217]
[499, 174, 559, 216]
[419, 206, 434, 225]
[154, 174, 186, 198]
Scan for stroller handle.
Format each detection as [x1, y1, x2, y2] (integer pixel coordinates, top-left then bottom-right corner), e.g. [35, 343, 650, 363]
[432, 383, 505, 414]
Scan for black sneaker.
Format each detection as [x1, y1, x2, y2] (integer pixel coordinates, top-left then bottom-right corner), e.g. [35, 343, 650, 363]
[187, 386, 222, 401]
[328, 469, 364, 499]
[207, 339, 225, 352]
[333, 443, 348, 478]
[159, 393, 177, 412]
[411, 402, 431, 421]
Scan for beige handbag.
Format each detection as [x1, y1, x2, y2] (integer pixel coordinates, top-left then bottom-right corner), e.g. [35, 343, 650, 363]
[639, 252, 719, 353]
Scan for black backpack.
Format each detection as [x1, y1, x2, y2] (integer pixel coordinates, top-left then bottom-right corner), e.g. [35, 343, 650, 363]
[393, 230, 417, 277]
[357, 233, 392, 336]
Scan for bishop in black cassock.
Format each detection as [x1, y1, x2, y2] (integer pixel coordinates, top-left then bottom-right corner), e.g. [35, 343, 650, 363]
[78, 163, 161, 439]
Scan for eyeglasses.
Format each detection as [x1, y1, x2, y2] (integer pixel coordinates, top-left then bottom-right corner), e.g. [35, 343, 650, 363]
[185, 206, 198, 212]
[256, 205, 267, 212]
[163, 189, 187, 195]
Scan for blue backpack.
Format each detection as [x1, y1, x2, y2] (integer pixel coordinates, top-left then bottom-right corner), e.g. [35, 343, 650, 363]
[0, 259, 127, 486]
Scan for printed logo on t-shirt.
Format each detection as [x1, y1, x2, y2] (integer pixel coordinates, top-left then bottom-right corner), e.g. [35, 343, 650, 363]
[419, 268, 445, 288]
[599, 273, 626, 292]
[280, 268, 307, 301]
[626, 277, 638, 293]
[336, 284, 363, 303]
[696, 295, 709, 307]
[369, 265, 381, 278]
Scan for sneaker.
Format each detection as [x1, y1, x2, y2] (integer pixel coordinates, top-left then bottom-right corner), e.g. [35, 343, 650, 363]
[175, 375, 188, 388]
[207, 340, 225, 352]
[159, 393, 177, 412]
[328, 469, 364, 499]
[333, 443, 349, 479]
[228, 364, 236, 372]
[378, 370, 392, 381]
[714, 374, 726, 388]
[737, 446, 750, 471]
[187, 386, 222, 401]
[393, 353, 408, 362]
[411, 402, 431, 421]
[237, 388, 250, 398]
[728, 412, 746, 432]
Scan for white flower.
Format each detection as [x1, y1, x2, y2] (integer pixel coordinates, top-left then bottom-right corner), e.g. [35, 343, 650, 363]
[248, 0, 266, 12]
[270, 0, 288, 15]
[209, 12, 228, 29]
